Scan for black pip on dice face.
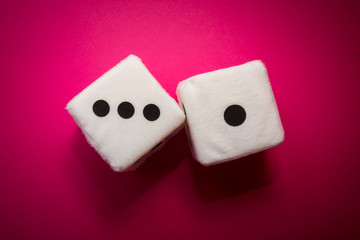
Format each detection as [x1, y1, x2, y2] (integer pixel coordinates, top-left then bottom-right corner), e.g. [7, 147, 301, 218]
[92, 100, 161, 121]
[223, 104, 246, 127]
[143, 104, 160, 121]
[92, 100, 110, 117]
[117, 101, 135, 119]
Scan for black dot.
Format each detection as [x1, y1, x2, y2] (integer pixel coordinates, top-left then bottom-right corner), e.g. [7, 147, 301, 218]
[93, 100, 110, 117]
[117, 101, 135, 119]
[143, 104, 160, 121]
[224, 105, 246, 126]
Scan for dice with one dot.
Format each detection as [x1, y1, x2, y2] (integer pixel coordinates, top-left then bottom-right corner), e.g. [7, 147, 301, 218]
[66, 55, 185, 171]
[177, 60, 284, 166]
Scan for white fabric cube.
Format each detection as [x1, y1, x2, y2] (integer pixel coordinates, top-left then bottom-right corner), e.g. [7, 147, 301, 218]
[67, 55, 185, 171]
[177, 60, 284, 166]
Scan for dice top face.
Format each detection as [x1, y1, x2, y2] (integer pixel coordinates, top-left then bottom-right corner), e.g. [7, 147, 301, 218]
[67, 55, 185, 171]
[177, 60, 284, 166]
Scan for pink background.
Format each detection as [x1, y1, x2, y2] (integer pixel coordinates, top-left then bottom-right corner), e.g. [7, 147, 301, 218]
[1, 0, 360, 239]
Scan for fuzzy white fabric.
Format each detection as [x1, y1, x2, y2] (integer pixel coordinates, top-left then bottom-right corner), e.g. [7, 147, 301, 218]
[67, 55, 185, 171]
[177, 60, 284, 166]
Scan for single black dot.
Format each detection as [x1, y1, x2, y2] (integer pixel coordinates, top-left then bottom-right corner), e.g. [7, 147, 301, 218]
[143, 104, 160, 121]
[224, 104, 246, 126]
[117, 101, 135, 119]
[93, 100, 110, 117]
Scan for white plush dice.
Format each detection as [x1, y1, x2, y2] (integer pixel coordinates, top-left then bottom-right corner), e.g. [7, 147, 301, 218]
[66, 55, 185, 171]
[177, 60, 284, 166]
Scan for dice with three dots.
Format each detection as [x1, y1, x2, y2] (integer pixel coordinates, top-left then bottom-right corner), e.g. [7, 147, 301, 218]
[66, 55, 185, 171]
[177, 60, 284, 166]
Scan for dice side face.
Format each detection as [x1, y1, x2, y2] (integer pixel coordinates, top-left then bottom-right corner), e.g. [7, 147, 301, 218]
[177, 60, 284, 166]
[67, 55, 185, 171]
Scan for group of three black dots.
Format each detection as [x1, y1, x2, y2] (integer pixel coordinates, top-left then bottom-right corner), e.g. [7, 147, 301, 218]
[93, 100, 160, 121]
[93, 99, 247, 127]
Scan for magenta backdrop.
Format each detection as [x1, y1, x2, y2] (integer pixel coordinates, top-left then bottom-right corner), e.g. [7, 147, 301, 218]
[1, 0, 360, 239]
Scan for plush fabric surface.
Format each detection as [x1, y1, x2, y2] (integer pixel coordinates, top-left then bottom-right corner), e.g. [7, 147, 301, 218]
[177, 60, 284, 166]
[67, 55, 185, 171]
